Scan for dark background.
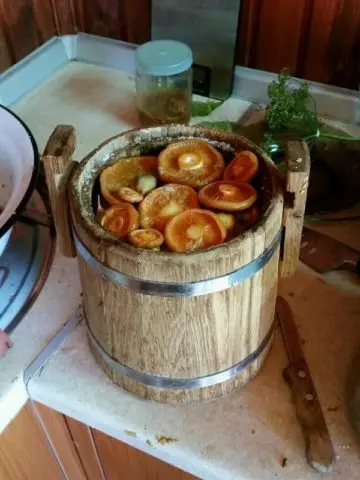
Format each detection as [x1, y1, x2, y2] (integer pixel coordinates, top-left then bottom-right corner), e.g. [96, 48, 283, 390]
[1, 0, 360, 89]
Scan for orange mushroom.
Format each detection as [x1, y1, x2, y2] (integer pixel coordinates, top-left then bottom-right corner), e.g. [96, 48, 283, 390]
[165, 209, 226, 253]
[139, 183, 199, 232]
[238, 205, 260, 229]
[128, 229, 164, 249]
[223, 150, 258, 183]
[100, 156, 158, 205]
[158, 139, 225, 188]
[198, 181, 257, 211]
[118, 187, 143, 203]
[100, 203, 139, 238]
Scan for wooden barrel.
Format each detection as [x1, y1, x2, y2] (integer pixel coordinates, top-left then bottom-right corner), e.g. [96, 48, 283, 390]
[43, 125, 310, 404]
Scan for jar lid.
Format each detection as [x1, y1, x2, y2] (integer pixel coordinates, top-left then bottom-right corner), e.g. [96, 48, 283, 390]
[135, 40, 192, 76]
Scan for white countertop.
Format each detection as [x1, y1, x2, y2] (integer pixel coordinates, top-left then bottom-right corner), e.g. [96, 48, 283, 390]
[27, 264, 360, 480]
[0, 251, 81, 432]
[1, 61, 360, 479]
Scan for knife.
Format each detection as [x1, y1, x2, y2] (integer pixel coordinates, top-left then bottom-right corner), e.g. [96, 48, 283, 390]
[300, 226, 360, 276]
[276, 297, 336, 473]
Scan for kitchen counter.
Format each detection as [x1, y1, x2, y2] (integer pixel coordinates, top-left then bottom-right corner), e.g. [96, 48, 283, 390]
[0, 251, 81, 433]
[1, 60, 360, 479]
[28, 263, 360, 480]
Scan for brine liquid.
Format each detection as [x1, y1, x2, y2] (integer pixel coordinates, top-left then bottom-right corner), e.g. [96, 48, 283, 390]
[137, 89, 191, 126]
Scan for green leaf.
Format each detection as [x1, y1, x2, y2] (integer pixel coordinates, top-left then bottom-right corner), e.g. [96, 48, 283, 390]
[266, 69, 318, 138]
[318, 128, 360, 142]
[191, 100, 223, 117]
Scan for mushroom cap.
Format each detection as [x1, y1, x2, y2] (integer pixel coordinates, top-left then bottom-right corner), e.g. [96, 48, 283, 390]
[100, 156, 158, 204]
[158, 139, 225, 188]
[139, 183, 199, 232]
[100, 203, 139, 238]
[199, 181, 257, 211]
[164, 208, 226, 253]
[223, 150, 258, 183]
[128, 228, 164, 249]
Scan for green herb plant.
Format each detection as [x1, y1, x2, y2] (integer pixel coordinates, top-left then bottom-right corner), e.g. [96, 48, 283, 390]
[262, 69, 360, 156]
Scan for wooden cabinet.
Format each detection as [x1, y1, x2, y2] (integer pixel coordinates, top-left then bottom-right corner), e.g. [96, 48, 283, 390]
[0, 0, 360, 88]
[91, 428, 194, 480]
[0, 400, 197, 480]
[0, 403, 63, 480]
[237, 0, 360, 88]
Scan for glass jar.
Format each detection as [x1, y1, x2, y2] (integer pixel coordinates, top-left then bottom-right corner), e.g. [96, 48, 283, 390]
[135, 40, 193, 127]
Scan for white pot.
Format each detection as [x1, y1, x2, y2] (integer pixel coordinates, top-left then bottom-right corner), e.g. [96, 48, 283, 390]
[0, 106, 39, 256]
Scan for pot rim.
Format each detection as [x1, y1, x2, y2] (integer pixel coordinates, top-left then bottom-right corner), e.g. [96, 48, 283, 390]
[0, 105, 40, 237]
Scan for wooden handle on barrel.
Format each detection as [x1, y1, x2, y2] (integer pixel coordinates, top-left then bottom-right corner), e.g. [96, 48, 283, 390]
[240, 109, 311, 278]
[42, 125, 77, 258]
[280, 140, 310, 278]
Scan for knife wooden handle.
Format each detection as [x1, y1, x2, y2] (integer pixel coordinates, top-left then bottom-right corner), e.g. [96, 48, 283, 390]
[283, 359, 336, 473]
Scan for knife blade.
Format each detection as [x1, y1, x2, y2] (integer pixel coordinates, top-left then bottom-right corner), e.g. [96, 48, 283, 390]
[276, 297, 336, 473]
[300, 226, 360, 276]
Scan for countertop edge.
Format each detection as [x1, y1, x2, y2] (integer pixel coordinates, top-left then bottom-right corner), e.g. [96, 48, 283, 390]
[28, 382, 239, 480]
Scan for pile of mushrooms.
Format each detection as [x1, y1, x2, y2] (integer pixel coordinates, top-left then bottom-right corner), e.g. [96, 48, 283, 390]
[97, 140, 260, 253]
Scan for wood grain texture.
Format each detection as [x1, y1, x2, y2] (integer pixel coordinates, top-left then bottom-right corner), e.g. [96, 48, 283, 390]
[33, 402, 195, 479]
[303, 0, 341, 83]
[66, 416, 105, 480]
[236, 0, 262, 67]
[320, 0, 360, 89]
[277, 297, 336, 473]
[68, 125, 284, 403]
[237, 0, 313, 74]
[33, 401, 88, 479]
[51, 0, 77, 35]
[80, 0, 122, 40]
[280, 140, 310, 279]
[92, 427, 197, 480]
[43, 125, 77, 258]
[72, 0, 85, 32]
[237, 108, 309, 280]
[118, 0, 150, 44]
[90, 332, 274, 404]
[0, 0, 149, 74]
[0, 403, 62, 480]
[0, 0, 359, 87]
[284, 360, 336, 473]
[0, 0, 40, 62]
[0, 12, 14, 70]
[32, 0, 57, 42]
[255, 0, 311, 74]
[1, 0, 360, 88]
[236, 0, 360, 88]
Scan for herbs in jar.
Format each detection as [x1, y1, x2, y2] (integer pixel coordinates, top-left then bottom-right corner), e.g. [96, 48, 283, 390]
[137, 88, 191, 126]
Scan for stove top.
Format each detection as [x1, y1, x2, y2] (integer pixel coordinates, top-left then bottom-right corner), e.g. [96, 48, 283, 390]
[0, 189, 55, 333]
